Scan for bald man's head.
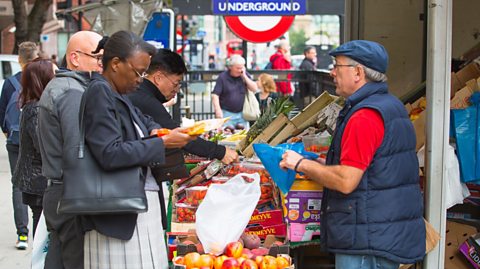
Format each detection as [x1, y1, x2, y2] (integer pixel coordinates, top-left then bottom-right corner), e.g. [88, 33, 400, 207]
[66, 31, 103, 72]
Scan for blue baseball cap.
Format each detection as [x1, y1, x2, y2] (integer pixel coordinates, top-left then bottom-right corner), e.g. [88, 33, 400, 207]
[329, 40, 389, 73]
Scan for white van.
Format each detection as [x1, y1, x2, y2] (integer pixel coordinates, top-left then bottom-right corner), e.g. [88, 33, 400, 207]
[0, 55, 21, 92]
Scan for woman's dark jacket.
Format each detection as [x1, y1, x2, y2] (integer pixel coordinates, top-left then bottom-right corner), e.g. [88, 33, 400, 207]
[82, 73, 166, 240]
[13, 102, 47, 204]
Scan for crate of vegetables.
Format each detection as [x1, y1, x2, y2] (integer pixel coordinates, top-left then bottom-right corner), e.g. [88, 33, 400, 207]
[185, 186, 208, 206]
[175, 203, 198, 223]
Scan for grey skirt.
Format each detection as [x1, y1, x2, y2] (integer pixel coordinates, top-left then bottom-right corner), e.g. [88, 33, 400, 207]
[84, 191, 169, 269]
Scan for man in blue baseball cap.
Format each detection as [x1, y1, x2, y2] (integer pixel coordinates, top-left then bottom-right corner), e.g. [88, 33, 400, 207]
[280, 40, 425, 268]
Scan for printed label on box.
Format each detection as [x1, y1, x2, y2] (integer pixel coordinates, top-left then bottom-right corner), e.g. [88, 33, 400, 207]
[245, 223, 287, 238]
[285, 190, 322, 223]
[249, 209, 284, 226]
[288, 222, 321, 242]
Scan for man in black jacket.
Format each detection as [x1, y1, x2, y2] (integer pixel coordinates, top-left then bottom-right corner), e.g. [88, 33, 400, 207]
[127, 49, 238, 227]
[298, 46, 318, 107]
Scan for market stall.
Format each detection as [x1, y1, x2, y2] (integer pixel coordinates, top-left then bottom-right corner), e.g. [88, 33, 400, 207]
[166, 92, 342, 269]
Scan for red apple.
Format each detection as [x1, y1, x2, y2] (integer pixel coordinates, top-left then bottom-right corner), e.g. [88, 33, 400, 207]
[198, 254, 214, 269]
[185, 252, 201, 269]
[240, 259, 259, 269]
[173, 256, 185, 265]
[224, 241, 244, 258]
[254, 256, 264, 266]
[222, 257, 240, 269]
[214, 255, 228, 269]
[275, 256, 290, 269]
[259, 256, 277, 269]
[241, 248, 253, 259]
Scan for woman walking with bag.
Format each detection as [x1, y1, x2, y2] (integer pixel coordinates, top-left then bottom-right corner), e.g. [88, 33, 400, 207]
[13, 58, 56, 237]
[81, 31, 195, 269]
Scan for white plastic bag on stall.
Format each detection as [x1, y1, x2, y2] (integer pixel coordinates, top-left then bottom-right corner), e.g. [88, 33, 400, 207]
[196, 173, 261, 255]
[446, 145, 470, 209]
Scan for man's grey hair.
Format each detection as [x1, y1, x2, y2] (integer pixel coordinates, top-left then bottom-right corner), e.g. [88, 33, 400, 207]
[227, 54, 245, 66]
[346, 58, 388, 82]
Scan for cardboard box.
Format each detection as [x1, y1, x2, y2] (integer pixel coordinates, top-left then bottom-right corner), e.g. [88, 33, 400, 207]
[459, 234, 480, 269]
[245, 223, 287, 238]
[451, 86, 474, 109]
[288, 222, 321, 242]
[445, 221, 478, 269]
[412, 110, 426, 151]
[456, 62, 480, 87]
[284, 179, 323, 224]
[249, 209, 284, 226]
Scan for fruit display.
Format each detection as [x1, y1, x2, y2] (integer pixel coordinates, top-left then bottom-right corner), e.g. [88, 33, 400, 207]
[172, 241, 292, 269]
[175, 203, 198, 223]
[185, 186, 208, 206]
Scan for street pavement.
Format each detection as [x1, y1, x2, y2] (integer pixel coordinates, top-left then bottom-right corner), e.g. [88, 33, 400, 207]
[0, 135, 32, 268]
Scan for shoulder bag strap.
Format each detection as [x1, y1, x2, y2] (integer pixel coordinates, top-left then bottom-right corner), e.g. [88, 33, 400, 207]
[78, 86, 122, 159]
[9, 76, 22, 92]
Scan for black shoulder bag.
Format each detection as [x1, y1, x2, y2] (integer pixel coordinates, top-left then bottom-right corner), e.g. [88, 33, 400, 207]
[57, 88, 147, 215]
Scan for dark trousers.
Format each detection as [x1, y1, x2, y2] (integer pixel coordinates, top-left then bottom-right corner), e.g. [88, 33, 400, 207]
[31, 205, 42, 238]
[43, 184, 84, 269]
[6, 143, 29, 236]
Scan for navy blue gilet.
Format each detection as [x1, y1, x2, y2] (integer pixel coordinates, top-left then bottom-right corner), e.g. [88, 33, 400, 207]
[320, 82, 426, 264]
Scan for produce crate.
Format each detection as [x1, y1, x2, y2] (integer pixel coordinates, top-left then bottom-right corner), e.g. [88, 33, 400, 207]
[240, 93, 335, 158]
[240, 113, 290, 157]
[290, 92, 335, 131]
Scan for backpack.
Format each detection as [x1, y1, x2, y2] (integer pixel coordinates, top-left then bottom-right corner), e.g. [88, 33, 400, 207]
[3, 75, 21, 145]
[264, 55, 280, 70]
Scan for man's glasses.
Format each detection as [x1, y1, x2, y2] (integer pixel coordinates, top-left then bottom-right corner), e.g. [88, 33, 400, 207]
[333, 64, 355, 69]
[162, 72, 182, 88]
[76, 50, 102, 65]
[127, 61, 147, 78]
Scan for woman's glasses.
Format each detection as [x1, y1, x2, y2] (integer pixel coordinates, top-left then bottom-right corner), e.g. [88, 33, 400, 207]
[127, 61, 147, 78]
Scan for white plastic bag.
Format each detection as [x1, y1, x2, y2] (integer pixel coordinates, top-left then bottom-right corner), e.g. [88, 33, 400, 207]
[196, 173, 261, 255]
[446, 145, 470, 209]
[31, 212, 49, 269]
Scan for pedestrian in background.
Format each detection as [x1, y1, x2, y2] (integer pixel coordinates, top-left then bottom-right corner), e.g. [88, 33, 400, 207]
[13, 58, 56, 237]
[38, 30, 103, 269]
[255, 73, 278, 114]
[0, 41, 38, 250]
[269, 39, 293, 95]
[212, 54, 257, 129]
[298, 46, 318, 106]
[81, 31, 195, 269]
[280, 40, 425, 268]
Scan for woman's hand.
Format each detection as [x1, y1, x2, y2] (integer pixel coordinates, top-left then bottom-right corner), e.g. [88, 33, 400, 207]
[221, 147, 239, 164]
[279, 150, 303, 171]
[161, 128, 197, 148]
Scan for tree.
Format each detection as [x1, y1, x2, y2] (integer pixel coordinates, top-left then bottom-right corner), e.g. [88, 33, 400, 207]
[12, 0, 53, 53]
[289, 29, 308, 55]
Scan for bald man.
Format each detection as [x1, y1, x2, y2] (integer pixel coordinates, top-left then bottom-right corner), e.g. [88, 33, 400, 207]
[38, 31, 103, 269]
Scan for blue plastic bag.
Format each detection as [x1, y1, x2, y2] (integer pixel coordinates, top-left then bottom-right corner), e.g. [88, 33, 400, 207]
[451, 107, 477, 182]
[451, 92, 480, 182]
[253, 142, 318, 194]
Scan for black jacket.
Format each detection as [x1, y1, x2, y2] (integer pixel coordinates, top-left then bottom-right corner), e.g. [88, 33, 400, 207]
[298, 58, 317, 97]
[82, 73, 166, 240]
[128, 79, 226, 167]
[13, 102, 47, 198]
